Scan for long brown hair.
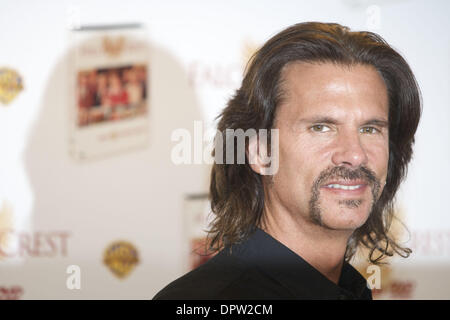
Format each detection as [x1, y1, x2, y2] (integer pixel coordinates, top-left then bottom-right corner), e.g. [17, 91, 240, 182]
[208, 22, 421, 264]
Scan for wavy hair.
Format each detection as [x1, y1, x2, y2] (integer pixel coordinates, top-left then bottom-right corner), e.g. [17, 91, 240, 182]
[208, 22, 421, 264]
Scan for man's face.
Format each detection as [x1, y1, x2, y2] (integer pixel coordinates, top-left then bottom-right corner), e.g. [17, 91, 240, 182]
[267, 62, 389, 232]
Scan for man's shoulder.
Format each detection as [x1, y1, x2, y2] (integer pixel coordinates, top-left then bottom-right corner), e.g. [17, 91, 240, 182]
[152, 250, 247, 300]
[152, 248, 290, 300]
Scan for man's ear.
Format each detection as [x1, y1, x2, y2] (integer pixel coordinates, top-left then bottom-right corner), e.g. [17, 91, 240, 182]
[247, 134, 267, 175]
[247, 130, 279, 176]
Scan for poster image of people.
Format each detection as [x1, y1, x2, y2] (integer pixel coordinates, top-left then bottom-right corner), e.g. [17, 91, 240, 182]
[77, 65, 147, 127]
[69, 25, 150, 161]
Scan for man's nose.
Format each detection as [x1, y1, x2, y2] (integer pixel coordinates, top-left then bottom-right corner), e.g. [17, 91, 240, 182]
[331, 130, 369, 168]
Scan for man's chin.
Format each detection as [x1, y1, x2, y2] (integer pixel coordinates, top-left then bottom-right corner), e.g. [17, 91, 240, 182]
[318, 207, 371, 231]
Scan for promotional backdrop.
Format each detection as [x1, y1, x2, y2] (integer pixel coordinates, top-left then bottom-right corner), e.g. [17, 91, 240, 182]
[0, 0, 449, 299]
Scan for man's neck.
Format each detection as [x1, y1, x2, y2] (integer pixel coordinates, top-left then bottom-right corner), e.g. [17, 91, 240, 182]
[260, 204, 352, 285]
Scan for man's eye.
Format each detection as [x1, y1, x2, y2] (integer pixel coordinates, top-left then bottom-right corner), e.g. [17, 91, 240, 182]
[360, 127, 380, 134]
[311, 125, 330, 132]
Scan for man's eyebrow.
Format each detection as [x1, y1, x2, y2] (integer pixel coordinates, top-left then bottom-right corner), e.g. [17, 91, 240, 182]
[363, 119, 389, 127]
[297, 116, 341, 125]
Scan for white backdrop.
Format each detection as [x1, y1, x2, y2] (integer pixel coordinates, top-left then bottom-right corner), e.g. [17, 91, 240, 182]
[0, 0, 449, 299]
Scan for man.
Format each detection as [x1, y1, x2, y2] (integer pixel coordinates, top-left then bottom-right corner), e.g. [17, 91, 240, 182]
[154, 22, 421, 300]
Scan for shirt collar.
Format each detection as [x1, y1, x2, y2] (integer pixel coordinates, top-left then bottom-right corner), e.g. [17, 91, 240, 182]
[227, 228, 369, 299]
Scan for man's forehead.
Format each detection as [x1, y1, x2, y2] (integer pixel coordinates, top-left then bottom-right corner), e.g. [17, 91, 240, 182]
[281, 61, 386, 92]
[278, 61, 389, 120]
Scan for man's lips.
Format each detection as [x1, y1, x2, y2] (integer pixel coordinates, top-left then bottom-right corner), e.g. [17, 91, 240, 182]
[320, 180, 369, 196]
[322, 179, 368, 187]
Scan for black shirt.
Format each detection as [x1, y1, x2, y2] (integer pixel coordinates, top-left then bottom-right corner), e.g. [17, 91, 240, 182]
[153, 228, 372, 300]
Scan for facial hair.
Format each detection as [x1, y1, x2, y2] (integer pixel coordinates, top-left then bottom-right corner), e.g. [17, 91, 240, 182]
[308, 166, 382, 229]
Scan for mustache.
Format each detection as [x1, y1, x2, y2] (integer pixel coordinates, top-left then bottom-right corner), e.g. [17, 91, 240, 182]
[309, 166, 382, 228]
[309, 166, 381, 226]
[314, 166, 379, 189]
